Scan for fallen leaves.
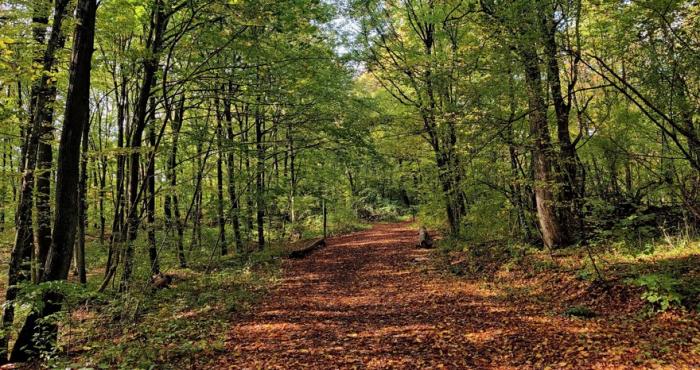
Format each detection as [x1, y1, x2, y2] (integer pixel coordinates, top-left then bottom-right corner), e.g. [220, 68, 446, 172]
[212, 223, 700, 369]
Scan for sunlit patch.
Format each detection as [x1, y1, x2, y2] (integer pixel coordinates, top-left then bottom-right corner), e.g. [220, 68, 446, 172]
[463, 329, 504, 343]
[221, 223, 700, 368]
[238, 322, 304, 333]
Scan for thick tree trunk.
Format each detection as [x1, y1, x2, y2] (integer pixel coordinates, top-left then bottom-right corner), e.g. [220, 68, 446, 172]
[0, 0, 69, 361]
[521, 46, 569, 249]
[539, 3, 581, 237]
[35, 122, 54, 279]
[11, 0, 96, 359]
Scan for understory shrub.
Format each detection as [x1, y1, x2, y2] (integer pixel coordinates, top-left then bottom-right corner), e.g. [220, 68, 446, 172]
[629, 274, 682, 313]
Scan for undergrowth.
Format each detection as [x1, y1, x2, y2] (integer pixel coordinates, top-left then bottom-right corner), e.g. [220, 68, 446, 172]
[434, 230, 700, 314]
[51, 249, 283, 369]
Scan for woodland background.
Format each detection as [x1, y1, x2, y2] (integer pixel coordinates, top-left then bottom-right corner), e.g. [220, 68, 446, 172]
[0, 0, 698, 366]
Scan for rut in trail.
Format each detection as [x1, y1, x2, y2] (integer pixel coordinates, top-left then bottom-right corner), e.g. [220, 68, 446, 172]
[213, 223, 700, 369]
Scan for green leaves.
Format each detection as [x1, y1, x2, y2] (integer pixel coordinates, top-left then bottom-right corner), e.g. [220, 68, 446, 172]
[630, 274, 683, 313]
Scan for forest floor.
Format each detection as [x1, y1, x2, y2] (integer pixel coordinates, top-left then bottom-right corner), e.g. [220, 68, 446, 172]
[210, 222, 700, 369]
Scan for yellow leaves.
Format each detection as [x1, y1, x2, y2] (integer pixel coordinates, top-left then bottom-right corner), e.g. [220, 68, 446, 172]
[0, 36, 14, 51]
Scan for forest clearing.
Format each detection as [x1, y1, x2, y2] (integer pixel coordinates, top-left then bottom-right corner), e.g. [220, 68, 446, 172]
[0, 0, 699, 368]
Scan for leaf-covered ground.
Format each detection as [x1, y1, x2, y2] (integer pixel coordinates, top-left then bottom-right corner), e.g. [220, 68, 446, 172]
[212, 222, 700, 369]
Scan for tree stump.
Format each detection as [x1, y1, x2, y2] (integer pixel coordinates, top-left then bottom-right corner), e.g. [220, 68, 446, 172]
[417, 226, 433, 249]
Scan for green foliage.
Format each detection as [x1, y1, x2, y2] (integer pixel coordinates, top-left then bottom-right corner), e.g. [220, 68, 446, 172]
[1, 0, 700, 365]
[564, 306, 598, 318]
[15, 280, 101, 312]
[462, 195, 512, 241]
[630, 274, 683, 313]
[49, 250, 280, 369]
[327, 205, 372, 236]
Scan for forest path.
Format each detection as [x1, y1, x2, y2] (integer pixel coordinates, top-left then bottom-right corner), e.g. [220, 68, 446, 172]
[211, 222, 698, 369]
[221, 222, 495, 368]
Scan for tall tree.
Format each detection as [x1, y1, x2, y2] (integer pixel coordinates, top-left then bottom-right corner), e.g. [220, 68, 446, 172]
[11, 0, 97, 359]
[0, 0, 70, 361]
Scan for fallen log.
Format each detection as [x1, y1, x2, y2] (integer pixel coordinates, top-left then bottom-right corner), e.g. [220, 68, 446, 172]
[288, 238, 326, 259]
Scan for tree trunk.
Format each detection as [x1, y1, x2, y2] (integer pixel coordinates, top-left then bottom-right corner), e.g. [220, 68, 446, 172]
[35, 121, 54, 280]
[147, 117, 159, 274]
[0, 139, 7, 232]
[223, 86, 242, 253]
[96, 109, 107, 243]
[0, 0, 69, 361]
[288, 124, 297, 225]
[170, 98, 187, 267]
[216, 99, 227, 255]
[76, 108, 91, 285]
[190, 141, 204, 252]
[521, 46, 569, 249]
[240, 110, 255, 240]
[255, 104, 265, 250]
[121, 0, 166, 291]
[539, 2, 581, 237]
[36, 3, 68, 281]
[11, 0, 96, 359]
[419, 16, 463, 236]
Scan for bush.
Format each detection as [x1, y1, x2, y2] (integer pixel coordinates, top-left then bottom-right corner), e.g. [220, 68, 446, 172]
[629, 274, 682, 313]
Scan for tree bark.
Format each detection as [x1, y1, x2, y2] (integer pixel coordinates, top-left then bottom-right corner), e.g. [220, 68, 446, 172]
[539, 2, 581, 236]
[0, 0, 69, 361]
[223, 85, 243, 253]
[216, 98, 227, 255]
[76, 107, 91, 285]
[170, 98, 187, 267]
[190, 140, 204, 252]
[11, 0, 96, 359]
[147, 114, 159, 274]
[255, 102, 265, 250]
[521, 46, 569, 249]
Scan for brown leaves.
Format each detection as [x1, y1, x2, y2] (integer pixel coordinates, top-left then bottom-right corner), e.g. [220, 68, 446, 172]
[213, 223, 700, 369]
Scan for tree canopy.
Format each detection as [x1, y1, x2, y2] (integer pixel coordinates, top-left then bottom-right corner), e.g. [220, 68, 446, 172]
[0, 0, 698, 366]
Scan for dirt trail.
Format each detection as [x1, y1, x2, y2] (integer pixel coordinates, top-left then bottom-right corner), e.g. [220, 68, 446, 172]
[215, 223, 700, 369]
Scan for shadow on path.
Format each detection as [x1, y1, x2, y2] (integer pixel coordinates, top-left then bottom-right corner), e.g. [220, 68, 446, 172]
[215, 223, 700, 369]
